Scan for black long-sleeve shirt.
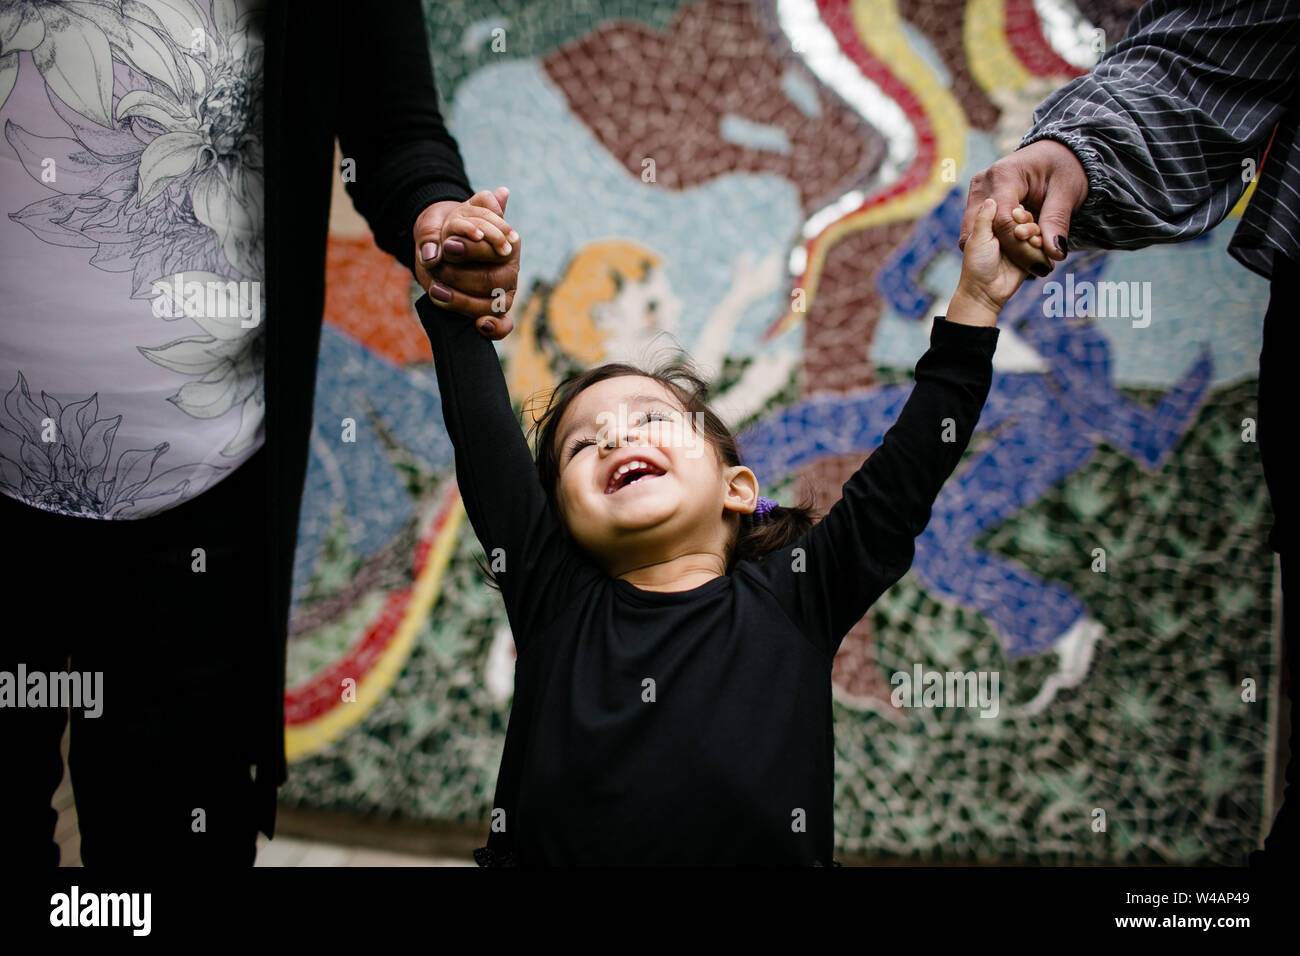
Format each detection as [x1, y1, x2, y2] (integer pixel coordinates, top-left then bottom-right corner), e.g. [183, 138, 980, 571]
[418, 295, 998, 865]
[1019, 0, 1300, 280]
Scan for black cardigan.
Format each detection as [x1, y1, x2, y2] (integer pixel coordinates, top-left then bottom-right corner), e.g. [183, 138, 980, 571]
[256, 0, 472, 837]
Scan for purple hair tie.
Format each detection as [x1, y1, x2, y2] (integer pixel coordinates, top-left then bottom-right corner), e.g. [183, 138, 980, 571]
[753, 495, 778, 522]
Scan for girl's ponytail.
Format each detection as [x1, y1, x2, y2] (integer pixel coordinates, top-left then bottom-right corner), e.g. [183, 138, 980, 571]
[732, 489, 819, 565]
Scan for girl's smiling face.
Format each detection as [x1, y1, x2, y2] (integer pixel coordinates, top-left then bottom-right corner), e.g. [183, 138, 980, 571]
[552, 374, 758, 576]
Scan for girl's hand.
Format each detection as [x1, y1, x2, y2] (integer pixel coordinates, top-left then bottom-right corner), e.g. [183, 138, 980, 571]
[952, 198, 1042, 320]
[441, 192, 517, 259]
[416, 188, 522, 338]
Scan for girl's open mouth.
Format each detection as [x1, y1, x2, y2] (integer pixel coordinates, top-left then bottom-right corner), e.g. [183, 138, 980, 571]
[606, 459, 667, 494]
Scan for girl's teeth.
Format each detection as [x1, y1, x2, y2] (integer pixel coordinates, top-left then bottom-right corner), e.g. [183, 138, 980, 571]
[610, 460, 657, 492]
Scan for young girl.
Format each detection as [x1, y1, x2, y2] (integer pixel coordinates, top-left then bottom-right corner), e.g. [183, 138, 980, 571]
[419, 194, 1047, 866]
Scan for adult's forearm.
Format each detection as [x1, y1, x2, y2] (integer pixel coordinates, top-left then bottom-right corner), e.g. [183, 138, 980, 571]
[1019, 0, 1299, 249]
[336, 0, 473, 270]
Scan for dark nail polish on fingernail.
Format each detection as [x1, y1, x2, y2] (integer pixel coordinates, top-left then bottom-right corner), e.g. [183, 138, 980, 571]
[1031, 262, 1050, 277]
[420, 241, 437, 262]
[1055, 235, 1069, 256]
[480, 319, 496, 334]
[430, 283, 453, 302]
[444, 238, 465, 255]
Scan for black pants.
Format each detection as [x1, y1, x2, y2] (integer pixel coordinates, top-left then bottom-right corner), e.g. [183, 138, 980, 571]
[1, 448, 268, 866]
[1258, 256, 1297, 862]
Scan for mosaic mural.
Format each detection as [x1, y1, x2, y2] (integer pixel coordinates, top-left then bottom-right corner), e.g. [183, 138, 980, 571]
[277, 0, 1280, 864]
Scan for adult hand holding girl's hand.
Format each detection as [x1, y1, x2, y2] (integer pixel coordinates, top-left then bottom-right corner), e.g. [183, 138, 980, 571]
[414, 187, 521, 339]
[946, 197, 1041, 327]
[959, 138, 1087, 275]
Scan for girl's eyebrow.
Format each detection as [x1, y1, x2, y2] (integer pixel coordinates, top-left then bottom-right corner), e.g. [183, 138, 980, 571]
[557, 418, 590, 453]
[626, 393, 673, 408]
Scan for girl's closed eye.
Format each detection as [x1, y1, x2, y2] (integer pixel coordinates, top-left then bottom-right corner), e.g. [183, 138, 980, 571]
[567, 409, 677, 461]
[633, 409, 674, 428]
[567, 436, 595, 460]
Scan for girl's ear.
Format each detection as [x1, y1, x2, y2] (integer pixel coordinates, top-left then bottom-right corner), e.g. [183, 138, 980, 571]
[722, 465, 759, 515]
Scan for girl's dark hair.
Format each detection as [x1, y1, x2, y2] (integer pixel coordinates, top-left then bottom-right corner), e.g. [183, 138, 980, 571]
[526, 358, 819, 569]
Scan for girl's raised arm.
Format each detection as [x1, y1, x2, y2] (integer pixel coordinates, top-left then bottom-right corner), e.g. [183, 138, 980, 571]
[752, 316, 998, 658]
[417, 294, 599, 653]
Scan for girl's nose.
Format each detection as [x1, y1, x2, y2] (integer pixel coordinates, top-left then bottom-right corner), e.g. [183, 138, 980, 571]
[600, 424, 647, 453]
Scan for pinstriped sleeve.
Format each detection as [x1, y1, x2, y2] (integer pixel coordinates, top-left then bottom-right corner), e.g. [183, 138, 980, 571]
[1018, 0, 1300, 251]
